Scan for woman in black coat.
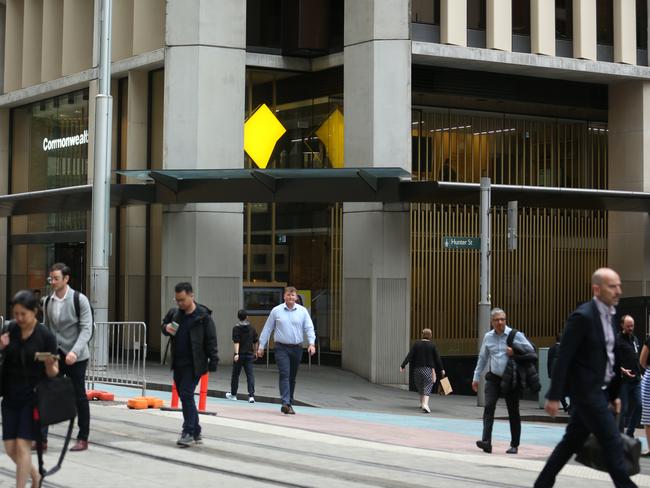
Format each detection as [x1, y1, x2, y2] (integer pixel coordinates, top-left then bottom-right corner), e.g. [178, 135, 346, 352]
[400, 328, 445, 413]
[1, 290, 58, 488]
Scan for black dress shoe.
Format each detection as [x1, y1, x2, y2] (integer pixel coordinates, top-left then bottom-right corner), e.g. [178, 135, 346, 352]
[281, 404, 291, 414]
[476, 440, 492, 453]
[506, 446, 518, 454]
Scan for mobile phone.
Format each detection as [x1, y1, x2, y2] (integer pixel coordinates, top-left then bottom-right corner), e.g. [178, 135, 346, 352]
[34, 352, 58, 362]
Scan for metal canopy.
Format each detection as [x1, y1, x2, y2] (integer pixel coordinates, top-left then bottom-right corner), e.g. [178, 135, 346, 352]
[122, 168, 412, 204]
[0, 184, 154, 217]
[2, 168, 650, 216]
[402, 181, 650, 212]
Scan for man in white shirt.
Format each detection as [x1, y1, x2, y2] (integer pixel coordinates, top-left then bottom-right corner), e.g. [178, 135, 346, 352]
[257, 287, 315, 414]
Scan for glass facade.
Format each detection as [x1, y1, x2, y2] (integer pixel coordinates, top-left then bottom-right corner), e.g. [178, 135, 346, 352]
[244, 69, 344, 351]
[9, 90, 89, 295]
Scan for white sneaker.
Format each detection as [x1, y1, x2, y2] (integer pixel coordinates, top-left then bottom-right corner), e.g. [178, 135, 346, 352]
[248, 397, 255, 403]
[225, 393, 237, 401]
[422, 405, 431, 413]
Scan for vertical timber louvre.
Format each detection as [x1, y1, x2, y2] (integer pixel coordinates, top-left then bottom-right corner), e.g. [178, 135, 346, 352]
[411, 109, 608, 354]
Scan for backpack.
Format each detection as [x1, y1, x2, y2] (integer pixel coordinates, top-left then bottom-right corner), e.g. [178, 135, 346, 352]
[44, 291, 95, 342]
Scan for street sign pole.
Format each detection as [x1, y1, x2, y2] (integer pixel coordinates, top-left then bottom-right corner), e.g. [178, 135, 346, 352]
[90, 0, 112, 366]
[477, 177, 491, 407]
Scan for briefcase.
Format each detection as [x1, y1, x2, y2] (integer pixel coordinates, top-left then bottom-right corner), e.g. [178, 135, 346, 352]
[438, 377, 453, 395]
[575, 433, 641, 476]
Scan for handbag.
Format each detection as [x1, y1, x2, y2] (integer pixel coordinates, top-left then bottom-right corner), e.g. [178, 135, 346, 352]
[34, 376, 77, 487]
[575, 432, 641, 476]
[438, 377, 453, 395]
[35, 376, 77, 426]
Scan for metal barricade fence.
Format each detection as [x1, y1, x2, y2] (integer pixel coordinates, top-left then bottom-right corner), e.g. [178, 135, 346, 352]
[86, 321, 147, 396]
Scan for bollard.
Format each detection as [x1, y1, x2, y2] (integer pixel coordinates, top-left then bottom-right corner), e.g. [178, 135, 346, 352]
[198, 373, 208, 412]
[171, 380, 179, 409]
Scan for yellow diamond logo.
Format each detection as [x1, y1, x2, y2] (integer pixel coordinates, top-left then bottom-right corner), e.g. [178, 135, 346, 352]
[244, 104, 287, 169]
[316, 107, 344, 168]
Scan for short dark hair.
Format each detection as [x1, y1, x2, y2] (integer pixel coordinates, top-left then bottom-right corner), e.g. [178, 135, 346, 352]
[11, 290, 40, 313]
[50, 262, 71, 278]
[237, 309, 247, 321]
[33, 289, 41, 295]
[174, 282, 193, 294]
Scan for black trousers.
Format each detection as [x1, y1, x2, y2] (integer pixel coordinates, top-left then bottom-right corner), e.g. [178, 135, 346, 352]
[230, 353, 255, 396]
[482, 374, 521, 448]
[534, 391, 637, 488]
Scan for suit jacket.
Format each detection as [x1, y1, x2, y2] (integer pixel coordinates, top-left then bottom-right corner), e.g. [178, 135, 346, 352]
[547, 299, 620, 403]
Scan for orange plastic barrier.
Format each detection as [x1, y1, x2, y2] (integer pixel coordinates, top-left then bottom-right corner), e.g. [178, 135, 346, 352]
[198, 374, 208, 412]
[86, 390, 115, 401]
[144, 396, 164, 408]
[127, 397, 149, 409]
[171, 381, 179, 409]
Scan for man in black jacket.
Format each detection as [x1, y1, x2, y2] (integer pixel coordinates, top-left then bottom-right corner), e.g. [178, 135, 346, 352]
[535, 268, 637, 488]
[162, 282, 219, 447]
[617, 315, 642, 437]
[547, 334, 569, 413]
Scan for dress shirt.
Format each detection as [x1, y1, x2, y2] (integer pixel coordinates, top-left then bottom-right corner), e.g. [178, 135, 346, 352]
[49, 286, 71, 325]
[472, 325, 534, 382]
[258, 303, 315, 348]
[593, 297, 616, 385]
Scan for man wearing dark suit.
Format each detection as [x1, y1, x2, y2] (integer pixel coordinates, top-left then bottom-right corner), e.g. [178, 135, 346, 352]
[535, 268, 637, 488]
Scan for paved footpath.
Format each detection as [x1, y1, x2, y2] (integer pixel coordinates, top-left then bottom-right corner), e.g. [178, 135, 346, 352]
[1, 383, 648, 487]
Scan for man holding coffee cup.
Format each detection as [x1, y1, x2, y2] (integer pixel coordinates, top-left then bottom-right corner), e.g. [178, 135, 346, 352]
[162, 282, 219, 447]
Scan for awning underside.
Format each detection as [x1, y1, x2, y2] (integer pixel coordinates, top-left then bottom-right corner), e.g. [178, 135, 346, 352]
[1, 168, 650, 217]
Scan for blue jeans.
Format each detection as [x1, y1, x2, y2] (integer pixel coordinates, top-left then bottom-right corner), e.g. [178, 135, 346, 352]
[231, 353, 255, 396]
[275, 343, 303, 405]
[619, 380, 642, 437]
[173, 366, 201, 437]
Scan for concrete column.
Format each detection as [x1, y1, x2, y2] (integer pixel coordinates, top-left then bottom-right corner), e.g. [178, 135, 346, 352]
[573, 0, 596, 60]
[441, 0, 466, 46]
[531, 0, 555, 55]
[41, 0, 63, 82]
[163, 0, 245, 364]
[4, 0, 24, 92]
[62, 0, 93, 75]
[112, 0, 134, 61]
[487, 0, 511, 51]
[608, 81, 650, 295]
[121, 70, 148, 323]
[133, 0, 165, 55]
[343, 0, 411, 384]
[614, 0, 636, 64]
[21, 0, 43, 88]
[0, 109, 8, 315]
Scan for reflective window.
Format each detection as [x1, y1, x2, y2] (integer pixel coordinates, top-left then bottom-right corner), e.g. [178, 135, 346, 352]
[638, 0, 648, 50]
[413, 0, 440, 24]
[467, 0, 486, 30]
[556, 0, 573, 40]
[597, 0, 613, 45]
[513, 0, 531, 36]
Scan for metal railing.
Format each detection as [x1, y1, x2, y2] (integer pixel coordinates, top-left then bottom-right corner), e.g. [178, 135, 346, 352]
[86, 321, 147, 395]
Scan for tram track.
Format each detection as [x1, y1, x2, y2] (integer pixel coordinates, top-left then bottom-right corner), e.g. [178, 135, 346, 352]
[45, 409, 529, 488]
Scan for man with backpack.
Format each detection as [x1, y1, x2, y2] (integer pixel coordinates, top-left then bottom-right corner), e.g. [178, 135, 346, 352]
[472, 307, 535, 455]
[42, 262, 93, 452]
[162, 282, 219, 447]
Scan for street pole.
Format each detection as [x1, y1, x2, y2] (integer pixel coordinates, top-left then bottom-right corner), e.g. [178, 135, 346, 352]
[90, 0, 112, 365]
[477, 177, 491, 407]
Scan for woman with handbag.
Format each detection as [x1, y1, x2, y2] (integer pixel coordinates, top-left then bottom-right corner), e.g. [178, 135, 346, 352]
[400, 328, 445, 413]
[0, 290, 58, 488]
